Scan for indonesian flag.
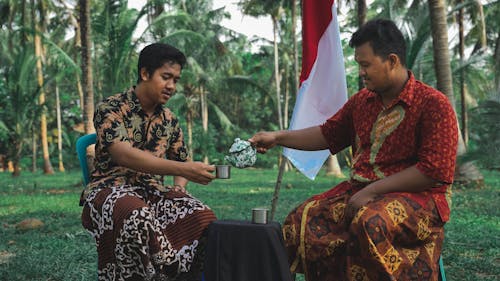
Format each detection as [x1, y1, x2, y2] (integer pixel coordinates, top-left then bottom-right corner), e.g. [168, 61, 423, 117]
[283, 0, 348, 180]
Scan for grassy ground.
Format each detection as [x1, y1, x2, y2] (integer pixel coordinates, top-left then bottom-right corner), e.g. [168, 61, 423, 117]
[0, 168, 498, 280]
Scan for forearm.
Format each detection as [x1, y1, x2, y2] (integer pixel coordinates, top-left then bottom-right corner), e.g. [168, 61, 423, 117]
[365, 165, 438, 195]
[173, 176, 188, 187]
[275, 126, 329, 151]
[110, 142, 186, 176]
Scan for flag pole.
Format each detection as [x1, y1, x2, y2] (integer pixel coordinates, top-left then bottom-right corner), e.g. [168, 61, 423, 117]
[270, 155, 288, 221]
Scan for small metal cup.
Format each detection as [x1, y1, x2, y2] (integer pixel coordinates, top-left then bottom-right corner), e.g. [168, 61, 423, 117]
[215, 165, 231, 179]
[252, 208, 268, 224]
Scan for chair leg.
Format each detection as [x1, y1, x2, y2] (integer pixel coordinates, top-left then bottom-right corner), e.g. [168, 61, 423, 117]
[439, 255, 446, 281]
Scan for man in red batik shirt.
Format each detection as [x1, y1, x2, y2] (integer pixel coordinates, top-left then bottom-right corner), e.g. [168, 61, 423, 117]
[249, 19, 458, 281]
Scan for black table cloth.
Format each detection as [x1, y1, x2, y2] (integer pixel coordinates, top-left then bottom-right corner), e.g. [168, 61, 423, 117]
[204, 220, 293, 281]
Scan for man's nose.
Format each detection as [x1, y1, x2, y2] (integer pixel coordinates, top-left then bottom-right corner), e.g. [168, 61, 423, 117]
[358, 67, 366, 77]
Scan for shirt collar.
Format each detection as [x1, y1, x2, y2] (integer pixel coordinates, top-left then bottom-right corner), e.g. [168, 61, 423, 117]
[366, 71, 416, 107]
[127, 86, 164, 116]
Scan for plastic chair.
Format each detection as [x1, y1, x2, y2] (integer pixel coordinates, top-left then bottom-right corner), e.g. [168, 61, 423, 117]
[76, 133, 97, 185]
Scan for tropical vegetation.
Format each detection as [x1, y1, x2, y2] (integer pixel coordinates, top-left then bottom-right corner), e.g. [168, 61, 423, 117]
[0, 0, 499, 175]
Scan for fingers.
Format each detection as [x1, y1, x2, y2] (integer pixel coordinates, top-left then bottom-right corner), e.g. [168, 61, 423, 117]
[181, 162, 215, 185]
[248, 131, 274, 154]
[256, 147, 268, 154]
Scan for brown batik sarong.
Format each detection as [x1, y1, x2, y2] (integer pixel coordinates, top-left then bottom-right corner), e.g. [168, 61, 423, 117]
[81, 185, 216, 281]
[283, 184, 445, 281]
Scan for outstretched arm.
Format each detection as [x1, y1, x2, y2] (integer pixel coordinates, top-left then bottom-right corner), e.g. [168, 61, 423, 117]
[109, 141, 215, 185]
[248, 126, 329, 153]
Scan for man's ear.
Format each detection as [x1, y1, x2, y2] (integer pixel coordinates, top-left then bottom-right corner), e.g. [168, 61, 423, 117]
[140, 67, 149, 82]
[388, 53, 400, 69]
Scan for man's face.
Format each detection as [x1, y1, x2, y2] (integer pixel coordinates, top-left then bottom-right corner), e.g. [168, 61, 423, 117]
[354, 42, 392, 93]
[141, 62, 181, 105]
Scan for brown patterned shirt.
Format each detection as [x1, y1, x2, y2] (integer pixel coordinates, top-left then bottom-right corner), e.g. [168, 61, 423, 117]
[83, 86, 189, 197]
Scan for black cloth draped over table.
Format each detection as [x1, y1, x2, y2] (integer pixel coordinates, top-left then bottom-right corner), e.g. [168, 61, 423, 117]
[204, 220, 293, 281]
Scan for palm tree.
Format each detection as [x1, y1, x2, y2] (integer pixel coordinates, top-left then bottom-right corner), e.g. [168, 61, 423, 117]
[428, 0, 455, 103]
[32, 0, 54, 174]
[79, 0, 94, 134]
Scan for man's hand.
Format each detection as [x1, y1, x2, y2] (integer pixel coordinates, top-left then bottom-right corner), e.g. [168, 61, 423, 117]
[180, 162, 215, 185]
[345, 186, 379, 222]
[248, 131, 279, 154]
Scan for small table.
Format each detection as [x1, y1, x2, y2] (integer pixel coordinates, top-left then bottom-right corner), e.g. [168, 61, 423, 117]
[204, 220, 293, 281]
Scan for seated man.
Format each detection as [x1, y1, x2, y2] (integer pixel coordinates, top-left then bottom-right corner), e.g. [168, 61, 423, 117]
[249, 19, 458, 281]
[81, 43, 216, 281]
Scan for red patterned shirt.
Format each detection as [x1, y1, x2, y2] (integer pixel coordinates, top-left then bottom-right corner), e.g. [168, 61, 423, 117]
[320, 72, 458, 221]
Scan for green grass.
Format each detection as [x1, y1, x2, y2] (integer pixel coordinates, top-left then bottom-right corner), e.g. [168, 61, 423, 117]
[0, 168, 498, 280]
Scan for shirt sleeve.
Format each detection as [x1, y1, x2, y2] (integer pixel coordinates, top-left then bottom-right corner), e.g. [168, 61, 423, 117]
[320, 96, 355, 155]
[93, 100, 129, 150]
[415, 92, 458, 184]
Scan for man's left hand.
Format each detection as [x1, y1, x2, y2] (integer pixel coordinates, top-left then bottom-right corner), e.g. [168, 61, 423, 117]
[345, 186, 379, 222]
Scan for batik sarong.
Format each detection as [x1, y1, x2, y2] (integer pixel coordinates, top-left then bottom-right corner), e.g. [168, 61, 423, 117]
[283, 183, 444, 281]
[82, 185, 216, 281]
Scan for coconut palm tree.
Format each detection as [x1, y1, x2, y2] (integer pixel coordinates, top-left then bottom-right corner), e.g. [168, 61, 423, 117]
[32, 0, 54, 174]
[79, 0, 95, 134]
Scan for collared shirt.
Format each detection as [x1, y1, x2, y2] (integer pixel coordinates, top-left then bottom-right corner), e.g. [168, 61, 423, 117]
[320, 72, 458, 221]
[83, 86, 189, 197]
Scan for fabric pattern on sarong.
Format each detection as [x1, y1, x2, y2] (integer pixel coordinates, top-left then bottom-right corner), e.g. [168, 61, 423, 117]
[283, 185, 444, 281]
[82, 185, 216, 281]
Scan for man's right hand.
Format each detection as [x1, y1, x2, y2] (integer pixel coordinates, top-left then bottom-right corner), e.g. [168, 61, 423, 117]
[180, 162, 215, 185]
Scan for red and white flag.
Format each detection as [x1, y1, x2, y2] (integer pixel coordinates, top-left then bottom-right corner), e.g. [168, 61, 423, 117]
[283, 0, 348, 179]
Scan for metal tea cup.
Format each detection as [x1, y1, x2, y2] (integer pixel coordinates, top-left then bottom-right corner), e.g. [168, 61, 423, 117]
[215, 165, 231, 179]
[252, 208, 268, 224]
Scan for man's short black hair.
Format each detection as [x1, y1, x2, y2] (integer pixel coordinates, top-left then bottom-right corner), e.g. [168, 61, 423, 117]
[349, 19, 406, 66]
[137, 43, 187, 84]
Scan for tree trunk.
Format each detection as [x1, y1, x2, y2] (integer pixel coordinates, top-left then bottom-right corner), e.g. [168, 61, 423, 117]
[475, 0, 487, 50]
[33, 0, 54, 175]
[12, 142, 22, 177]
[56, 85, 65, 172]
[428, 0, 483, 186]
[79, 0, 95, 134]
[428, 0, 455, 104]
[458, 3, 468, 145]
[495, 31, 500, 98]
[186, 109, 194, 160]
[272, 16, 283, 130]
[292, 0, 299, 94]
[357, 0, 367, 90]
[32, 130, 37, 172]
[200, 87, 209, 164]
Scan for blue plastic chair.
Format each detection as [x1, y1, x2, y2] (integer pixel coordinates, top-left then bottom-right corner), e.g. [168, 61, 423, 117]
[76, 133, 97, 186]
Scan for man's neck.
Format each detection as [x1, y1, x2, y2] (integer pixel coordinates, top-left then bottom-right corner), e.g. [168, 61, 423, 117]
[135, 84, 155, 116]
[380, 70, 409, 106]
